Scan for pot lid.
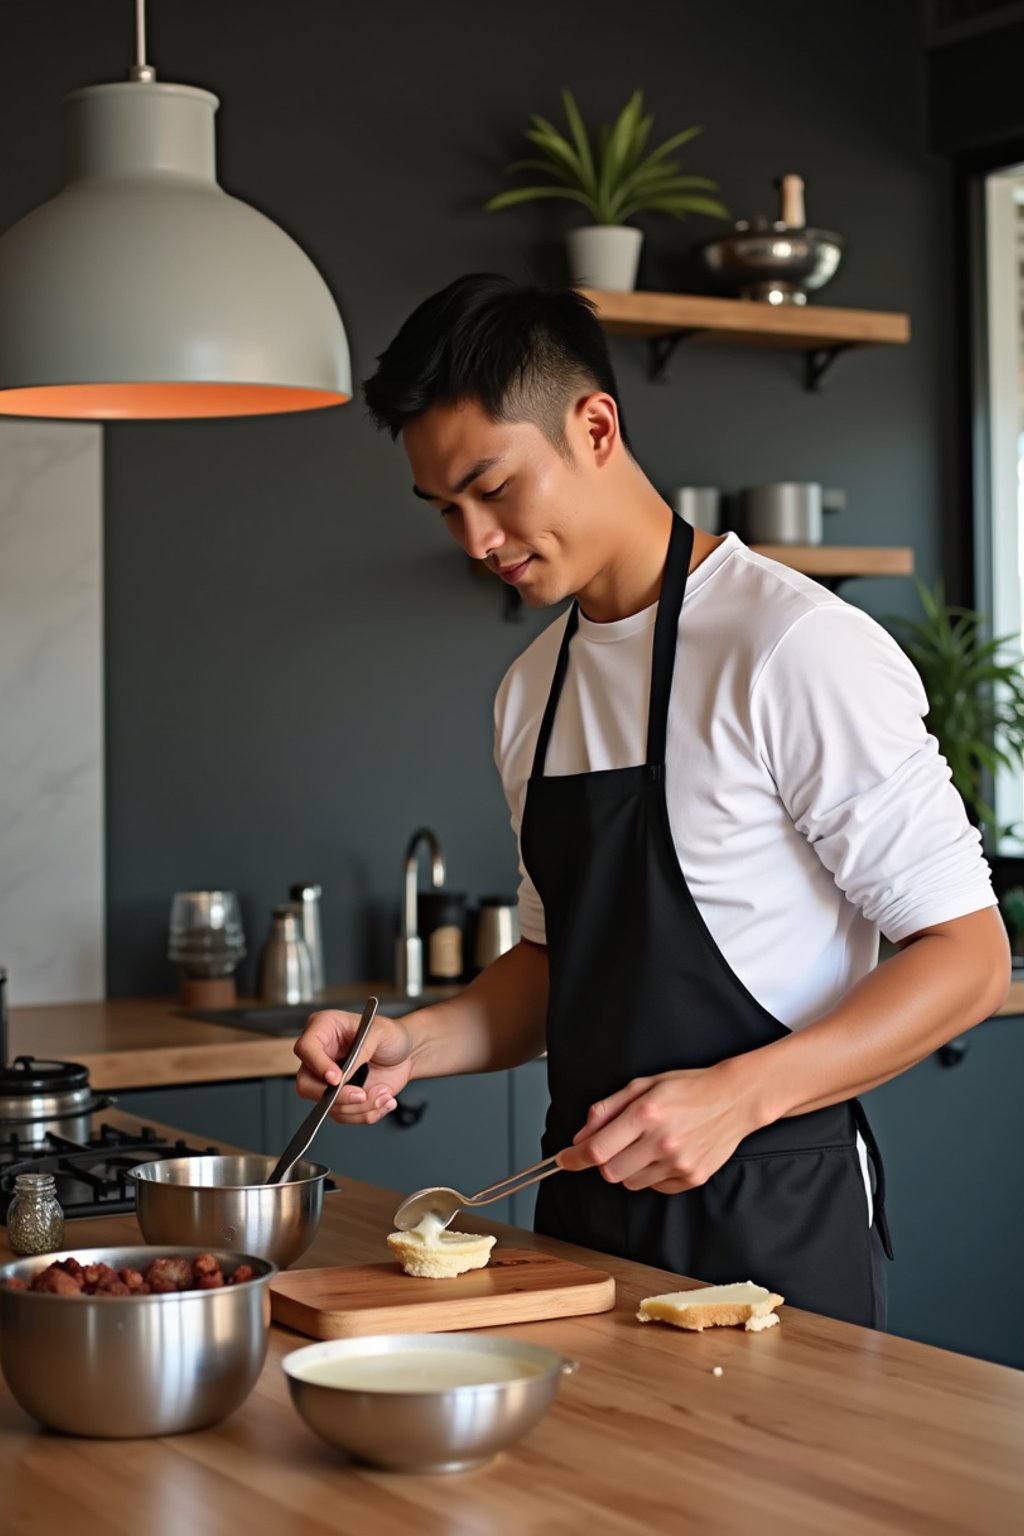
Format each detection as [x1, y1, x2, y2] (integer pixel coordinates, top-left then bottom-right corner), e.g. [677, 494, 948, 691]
[0, 1055, 90, 1096]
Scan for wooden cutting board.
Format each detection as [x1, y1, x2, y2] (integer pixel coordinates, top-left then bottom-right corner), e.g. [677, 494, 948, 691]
[269, 1248, 616, 1339]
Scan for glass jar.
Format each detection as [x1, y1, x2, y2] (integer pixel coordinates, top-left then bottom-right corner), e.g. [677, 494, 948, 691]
[7, 1172, 64, 1255]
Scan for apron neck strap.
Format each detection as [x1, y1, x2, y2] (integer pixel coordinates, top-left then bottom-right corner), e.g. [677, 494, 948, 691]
[646, 514, 694, 766]
[530, 515, 695, 777]
[531, 603, 579, 777]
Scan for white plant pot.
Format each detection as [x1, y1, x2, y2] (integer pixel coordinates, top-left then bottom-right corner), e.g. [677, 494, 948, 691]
[566, 225, 644, 292]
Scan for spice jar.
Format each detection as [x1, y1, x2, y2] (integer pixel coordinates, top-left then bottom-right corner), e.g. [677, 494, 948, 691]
[7, 1172, 65, 1255]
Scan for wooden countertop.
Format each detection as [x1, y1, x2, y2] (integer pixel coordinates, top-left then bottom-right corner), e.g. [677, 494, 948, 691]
[0, 1109, 1020, 1535]
[4, 985, 406, 1091]
[8, 978, 1024, 1094]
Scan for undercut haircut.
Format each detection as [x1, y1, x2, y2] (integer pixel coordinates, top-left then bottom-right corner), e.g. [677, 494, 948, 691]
[362, 272, 630, 454]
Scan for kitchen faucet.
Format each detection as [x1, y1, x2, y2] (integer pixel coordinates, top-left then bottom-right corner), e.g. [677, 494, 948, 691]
[396, 827, 446, 997]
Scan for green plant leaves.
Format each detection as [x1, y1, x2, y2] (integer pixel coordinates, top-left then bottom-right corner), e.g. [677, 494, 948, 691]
[484, 87, 726, 229]
[484, 186, 598, 213]
[887, 576, 1024, 834]
[560, 88, 597, 197]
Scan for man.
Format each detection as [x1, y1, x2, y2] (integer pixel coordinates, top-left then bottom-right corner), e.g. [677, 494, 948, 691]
[295, 273, 1009, 1328]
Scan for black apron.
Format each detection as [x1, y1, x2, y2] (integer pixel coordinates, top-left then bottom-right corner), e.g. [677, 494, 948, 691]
[521, 514, 893, 1329]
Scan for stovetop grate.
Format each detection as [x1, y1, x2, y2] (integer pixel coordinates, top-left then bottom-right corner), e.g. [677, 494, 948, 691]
[0, 1123, 224, 1221]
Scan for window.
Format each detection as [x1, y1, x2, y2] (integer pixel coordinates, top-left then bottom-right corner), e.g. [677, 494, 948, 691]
[979, 165, 1024, 851]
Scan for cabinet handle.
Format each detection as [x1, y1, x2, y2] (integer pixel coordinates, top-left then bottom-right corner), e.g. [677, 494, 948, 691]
[392, 1098, 427, 1129]
[937, 1036, 970, 1068]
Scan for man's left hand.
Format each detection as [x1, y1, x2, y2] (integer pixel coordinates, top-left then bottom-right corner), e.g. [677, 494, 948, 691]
[556, 1063, 760, 1193]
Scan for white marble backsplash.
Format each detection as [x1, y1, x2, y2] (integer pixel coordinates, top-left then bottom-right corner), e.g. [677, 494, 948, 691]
[0, 421, 104, 1005]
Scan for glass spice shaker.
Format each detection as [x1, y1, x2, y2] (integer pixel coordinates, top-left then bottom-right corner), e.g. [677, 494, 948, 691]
[7, 1172, 65, 1256]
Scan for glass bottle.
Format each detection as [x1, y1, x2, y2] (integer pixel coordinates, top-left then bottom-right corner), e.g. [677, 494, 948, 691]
[7, 1172, 65, 1256]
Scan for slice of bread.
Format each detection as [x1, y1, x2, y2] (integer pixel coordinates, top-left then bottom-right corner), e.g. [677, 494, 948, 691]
[637, 1280, 784, 1331]
[387, 1227, 496, 1279]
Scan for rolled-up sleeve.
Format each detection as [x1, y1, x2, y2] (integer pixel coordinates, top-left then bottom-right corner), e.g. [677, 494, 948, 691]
[752, 606, 997, 942]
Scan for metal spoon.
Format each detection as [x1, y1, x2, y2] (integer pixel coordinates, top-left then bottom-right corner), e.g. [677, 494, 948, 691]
[267, 996, 379, 1184]
[392, 1152, 564, 1231]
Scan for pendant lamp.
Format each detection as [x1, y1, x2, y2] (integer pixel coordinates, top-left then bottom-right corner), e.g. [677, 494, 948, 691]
[0, 2, 350, 419]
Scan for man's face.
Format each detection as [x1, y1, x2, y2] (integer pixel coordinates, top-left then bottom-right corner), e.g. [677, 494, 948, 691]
[402, 396, 607, 608]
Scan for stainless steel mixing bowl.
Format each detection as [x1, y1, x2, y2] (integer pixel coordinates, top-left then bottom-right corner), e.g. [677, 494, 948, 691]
[282, 1332, 580, 1473]
[129, 1154, 328, 1268]
[0, 1245, 275, 1437]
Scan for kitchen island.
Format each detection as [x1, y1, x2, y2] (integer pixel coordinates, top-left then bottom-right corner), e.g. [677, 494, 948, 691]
[1, 1112, 1021, 1536]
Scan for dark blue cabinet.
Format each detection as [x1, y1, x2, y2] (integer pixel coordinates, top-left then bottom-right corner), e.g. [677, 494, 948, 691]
[266, 1070, 514, 1223]
[115, 1080, 269, 1151]
[863, 1017, 1024, 1369]
[509, 1059, 550, 1228]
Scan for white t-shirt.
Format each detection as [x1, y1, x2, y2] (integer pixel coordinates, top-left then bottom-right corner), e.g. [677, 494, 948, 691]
[495, 532, 995, 998]
[494, 534, 997, 1217]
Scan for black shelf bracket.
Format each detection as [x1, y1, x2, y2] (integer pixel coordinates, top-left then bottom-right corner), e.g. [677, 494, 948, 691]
[646, 329, 699, 384]
[804, 343, 854, 392]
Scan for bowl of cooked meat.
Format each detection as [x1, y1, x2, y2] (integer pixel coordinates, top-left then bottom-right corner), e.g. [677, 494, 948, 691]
[0, 1245, 275, 1437]
[129, 1154, 329, 1268]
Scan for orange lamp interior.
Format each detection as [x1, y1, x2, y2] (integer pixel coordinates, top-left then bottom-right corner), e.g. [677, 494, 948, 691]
[0, 383, 350, 419]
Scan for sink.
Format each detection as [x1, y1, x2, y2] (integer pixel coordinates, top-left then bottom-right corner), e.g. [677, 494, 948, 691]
[179, 996, 445, 1037]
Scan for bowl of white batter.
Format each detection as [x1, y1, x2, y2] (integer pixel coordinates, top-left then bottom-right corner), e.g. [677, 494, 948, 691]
[282, 1330, 579, 1473]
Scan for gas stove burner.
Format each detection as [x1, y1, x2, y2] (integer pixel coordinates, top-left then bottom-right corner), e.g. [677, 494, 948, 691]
[0, 1120, 339, 1221]
[0, 1123, 222, 1221]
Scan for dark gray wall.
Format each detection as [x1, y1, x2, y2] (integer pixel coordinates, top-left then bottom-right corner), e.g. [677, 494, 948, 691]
[0, 2, 947, 994]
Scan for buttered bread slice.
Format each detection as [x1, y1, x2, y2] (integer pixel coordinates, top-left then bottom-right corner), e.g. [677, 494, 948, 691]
[387, 1214, 496, 1279]
[637, 1281, 784, 1331]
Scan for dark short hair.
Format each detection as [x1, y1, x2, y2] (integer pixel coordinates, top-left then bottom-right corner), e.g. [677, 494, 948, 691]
[362, 272, 629, 452]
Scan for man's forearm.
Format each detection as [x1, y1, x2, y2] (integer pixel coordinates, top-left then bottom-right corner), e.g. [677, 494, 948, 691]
[403, 938, 549, 1081]
[730, 907, 1011, 1129]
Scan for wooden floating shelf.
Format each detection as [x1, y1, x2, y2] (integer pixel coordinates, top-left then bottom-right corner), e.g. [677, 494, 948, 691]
[749, 545, 915, 578]
[579, 287, 911, 348]
[577, 288, 911, 387]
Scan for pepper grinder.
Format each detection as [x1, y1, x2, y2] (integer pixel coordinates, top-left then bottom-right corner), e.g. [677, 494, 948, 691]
[289, 883, 325, 995]
[776, 172, 806, 229]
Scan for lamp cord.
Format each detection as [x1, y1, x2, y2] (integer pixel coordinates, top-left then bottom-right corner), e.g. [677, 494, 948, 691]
[128, 0, 156, 82]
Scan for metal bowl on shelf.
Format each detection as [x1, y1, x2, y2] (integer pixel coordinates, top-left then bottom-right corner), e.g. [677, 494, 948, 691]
[693, 220, 844, 304]
[129, 1154, 329, 1269]
[282, 1332, 580, 1474]
[0, 1245, 275, 1437]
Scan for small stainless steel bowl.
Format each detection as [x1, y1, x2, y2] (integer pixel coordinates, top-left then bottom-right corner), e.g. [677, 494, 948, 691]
[694, 224, 844, 304]
[129, 1154, 328, 1269]
[282, 1332, 580, 1473]
[0, 1245, 275, 1437]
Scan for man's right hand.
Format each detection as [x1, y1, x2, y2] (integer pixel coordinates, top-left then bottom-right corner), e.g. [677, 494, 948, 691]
[293, 1009, 417, 1124]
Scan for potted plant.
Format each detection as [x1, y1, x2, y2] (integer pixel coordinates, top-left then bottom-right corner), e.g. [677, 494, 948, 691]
[887, 577, 1024, 837]
[485, 88, 727, 292]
